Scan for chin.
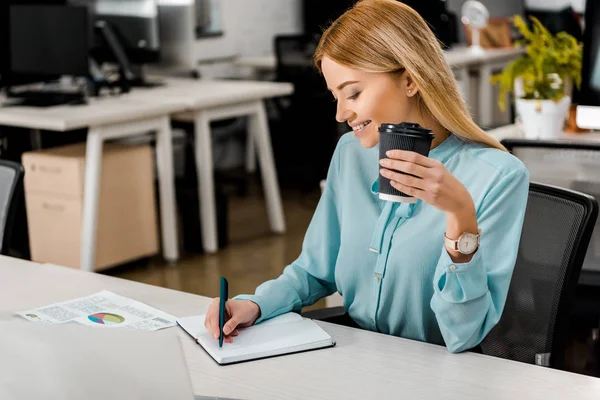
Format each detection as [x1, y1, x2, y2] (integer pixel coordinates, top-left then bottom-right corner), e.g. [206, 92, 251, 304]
[358, 135, 379, 148]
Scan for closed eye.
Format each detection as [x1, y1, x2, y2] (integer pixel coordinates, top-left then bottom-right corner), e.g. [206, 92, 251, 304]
[347, 92, 361, 100]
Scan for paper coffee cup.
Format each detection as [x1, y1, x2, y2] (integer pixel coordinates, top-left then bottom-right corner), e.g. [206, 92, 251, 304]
[378, 123, 435, 203]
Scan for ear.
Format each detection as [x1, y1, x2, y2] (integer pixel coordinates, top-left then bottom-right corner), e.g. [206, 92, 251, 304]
[405, 73, 419, 97]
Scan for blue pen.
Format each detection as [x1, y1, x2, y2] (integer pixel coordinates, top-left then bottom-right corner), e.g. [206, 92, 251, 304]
[218, 277, 228, 348]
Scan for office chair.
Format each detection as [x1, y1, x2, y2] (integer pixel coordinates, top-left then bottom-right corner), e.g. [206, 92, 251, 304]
[272, 34, 338, 191]
[0, 160, 25, 256]
[501, 139, 600, 286]
[501, 139, 600, 371]
[480, 182, 598, 368]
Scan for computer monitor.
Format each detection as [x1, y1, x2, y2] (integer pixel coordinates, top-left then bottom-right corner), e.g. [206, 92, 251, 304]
[91, 0, 161, 65]
[0, 0, 67, 89]
[9, 5, 90, 78]
[576, 0, 600, 130]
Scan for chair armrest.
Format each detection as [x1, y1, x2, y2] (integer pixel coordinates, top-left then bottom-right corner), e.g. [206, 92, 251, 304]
[301, 307, 346, 322]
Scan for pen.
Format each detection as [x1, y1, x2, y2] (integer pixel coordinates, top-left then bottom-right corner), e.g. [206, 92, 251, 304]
[218, 276, 228, 348]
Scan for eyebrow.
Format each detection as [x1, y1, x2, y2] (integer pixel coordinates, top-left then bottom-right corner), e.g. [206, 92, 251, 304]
[329, 80, 360, 92]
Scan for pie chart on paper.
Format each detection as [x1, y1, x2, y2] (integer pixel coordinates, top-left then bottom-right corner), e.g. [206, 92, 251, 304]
[88, 312, 125, 325]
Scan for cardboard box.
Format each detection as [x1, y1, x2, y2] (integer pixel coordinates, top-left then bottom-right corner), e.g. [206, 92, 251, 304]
[22, 143, 159, 271]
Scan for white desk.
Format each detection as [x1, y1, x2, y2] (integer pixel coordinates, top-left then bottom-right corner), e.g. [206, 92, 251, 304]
[487, 123, 600, 143]
[129, 78, 294, 253]
[2, 255, 600, 400]
[234, 46, 524, 127]
[0, 96, 185, 272]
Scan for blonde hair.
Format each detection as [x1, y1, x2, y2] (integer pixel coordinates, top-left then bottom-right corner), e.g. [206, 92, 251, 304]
[314, 0, 506, 151]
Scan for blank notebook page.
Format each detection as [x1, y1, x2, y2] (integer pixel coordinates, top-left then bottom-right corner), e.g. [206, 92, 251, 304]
[177, 313, 334, 364]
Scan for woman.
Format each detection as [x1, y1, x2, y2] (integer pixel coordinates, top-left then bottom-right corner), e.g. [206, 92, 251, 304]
[205, 0, 529, 353]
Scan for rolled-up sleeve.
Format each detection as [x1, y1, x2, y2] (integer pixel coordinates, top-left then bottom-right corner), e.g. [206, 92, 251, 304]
[234, 141, 345, 324]
[430, 167, 530, 353]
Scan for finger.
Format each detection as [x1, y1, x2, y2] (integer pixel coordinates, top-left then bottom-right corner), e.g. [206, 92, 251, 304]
[380, 169, 427, 190]
[390, 180, 425, 200]
[385, 150, 438, 168]
[206, 299, 221, 337]
[379, 159, 429, 178]
[230, 329, 239, 336]
[223, 316, 240, 335]
[224, 336, 234, 343]
[206, 316, 220, 340]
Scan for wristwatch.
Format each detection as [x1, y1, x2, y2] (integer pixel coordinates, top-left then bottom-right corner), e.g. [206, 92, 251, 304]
[444, 230, 482, 255]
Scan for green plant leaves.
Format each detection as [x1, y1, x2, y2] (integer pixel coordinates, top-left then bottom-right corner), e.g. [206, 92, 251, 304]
[490, 15, 582, 111]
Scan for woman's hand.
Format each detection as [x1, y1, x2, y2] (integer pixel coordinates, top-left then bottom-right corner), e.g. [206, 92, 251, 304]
[204, 299, 261, 343]
[379, 150, 474, 216]
[380, 150, 479, 263]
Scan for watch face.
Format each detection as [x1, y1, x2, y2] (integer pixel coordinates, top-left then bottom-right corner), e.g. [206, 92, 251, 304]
[458, 233, 478, 254]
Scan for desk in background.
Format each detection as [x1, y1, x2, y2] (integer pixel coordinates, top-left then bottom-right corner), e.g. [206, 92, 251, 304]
[487, 123, 600, 143]
[0, 78, 294, 263]
[0, 96, 184, 272]
[1, 255, 599, 400]
[129, 78, 294, 254]
[234, 46, 524, 127]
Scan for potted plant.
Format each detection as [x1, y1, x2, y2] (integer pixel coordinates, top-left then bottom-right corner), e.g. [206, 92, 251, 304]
[491, 15, 582, 139]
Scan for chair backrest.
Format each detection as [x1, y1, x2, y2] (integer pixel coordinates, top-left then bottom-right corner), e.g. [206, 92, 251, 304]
[501, 139, 600, 281]
[480, 182, 598, 368]
[274, 34, 320, 86]
[0, 160, 25, 255]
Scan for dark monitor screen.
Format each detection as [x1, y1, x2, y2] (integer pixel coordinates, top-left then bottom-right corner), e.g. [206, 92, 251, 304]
[10, 5, 90, 77]
[580, 0, 600, 108]
[0, 0, 67, 88]
[92, 14, 161, 65]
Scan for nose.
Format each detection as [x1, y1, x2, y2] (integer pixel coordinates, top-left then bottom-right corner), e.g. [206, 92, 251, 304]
[335, 100, 354, 123]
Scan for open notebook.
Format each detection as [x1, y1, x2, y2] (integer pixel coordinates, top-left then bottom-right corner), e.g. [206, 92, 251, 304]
[177, 312, 335, 365]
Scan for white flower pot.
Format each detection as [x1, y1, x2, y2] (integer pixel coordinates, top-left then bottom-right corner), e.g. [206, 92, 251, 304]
[515, 96, 571, 139]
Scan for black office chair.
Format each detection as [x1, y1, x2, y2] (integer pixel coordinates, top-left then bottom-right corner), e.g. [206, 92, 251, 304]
[501, 139, 600, 286]
[501, 139, 600, 372]
[274, 34, 320, 84]
[480, 182, 598, 368]
[271, 34, 338, 191]
[0, 160, 25, 256]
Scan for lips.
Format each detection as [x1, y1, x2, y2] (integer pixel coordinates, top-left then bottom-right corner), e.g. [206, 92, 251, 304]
[352, 120, 372, 133]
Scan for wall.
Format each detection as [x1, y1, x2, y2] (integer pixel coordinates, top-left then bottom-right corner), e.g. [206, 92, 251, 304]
[194, 0, 302, 62]
[524, 0, 586, 13]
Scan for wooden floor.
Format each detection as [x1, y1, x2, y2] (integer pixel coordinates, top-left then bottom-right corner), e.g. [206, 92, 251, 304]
[105, 181, 326, 310]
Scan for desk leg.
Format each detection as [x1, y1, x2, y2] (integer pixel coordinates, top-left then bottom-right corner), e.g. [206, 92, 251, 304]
[245, 130, 256, 173]
[478, 65, 493, 128]
[155, 116, 179, 264]
[80, 128, 103, 272]
[248, 101, 285, 233]
[194, 111, 218, 253]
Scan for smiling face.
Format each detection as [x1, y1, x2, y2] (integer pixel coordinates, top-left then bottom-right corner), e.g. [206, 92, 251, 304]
[321, 56, 420, 148]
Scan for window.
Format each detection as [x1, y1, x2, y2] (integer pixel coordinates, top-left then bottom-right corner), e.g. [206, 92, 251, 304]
[195, 0, 223, 38]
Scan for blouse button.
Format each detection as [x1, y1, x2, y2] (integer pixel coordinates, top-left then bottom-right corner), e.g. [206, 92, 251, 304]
[449, 265, 456, 272]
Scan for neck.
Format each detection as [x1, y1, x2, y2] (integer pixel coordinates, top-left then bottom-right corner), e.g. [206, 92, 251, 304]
[409, 110, 450, 149]
[430, 125, 451, 149]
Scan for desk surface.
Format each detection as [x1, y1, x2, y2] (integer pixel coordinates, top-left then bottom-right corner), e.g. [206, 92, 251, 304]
[0, 96, 185, 132]
[487, 123, 600, 143]
[0, 78, 294, 132]
[1, 255, 599, 400]
[136, 77, 294, 109]
[234, 46, 524, 71]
